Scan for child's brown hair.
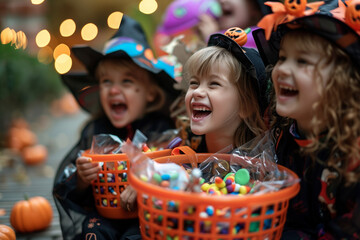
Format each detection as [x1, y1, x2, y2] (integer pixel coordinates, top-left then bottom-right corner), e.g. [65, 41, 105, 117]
[270, 30, 360, 184]
[184, 46, 267, 147]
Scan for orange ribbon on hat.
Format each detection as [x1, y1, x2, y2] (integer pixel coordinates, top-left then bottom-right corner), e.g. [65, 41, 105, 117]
[257, 0, 324, 40]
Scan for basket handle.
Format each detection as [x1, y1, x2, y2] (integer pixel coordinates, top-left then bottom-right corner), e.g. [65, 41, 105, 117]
[171, 146, 197, 169]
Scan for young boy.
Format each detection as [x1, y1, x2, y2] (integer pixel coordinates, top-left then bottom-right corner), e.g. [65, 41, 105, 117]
[53, 15, 180, 240]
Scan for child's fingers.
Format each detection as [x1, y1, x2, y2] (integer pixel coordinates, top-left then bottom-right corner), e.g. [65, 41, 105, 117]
[76, 157, 100, 183]
[76, 157, 99, 169]
[76, 156, 92, 165]
[78, 167, 99, 183]
[120, 186, 137, 212]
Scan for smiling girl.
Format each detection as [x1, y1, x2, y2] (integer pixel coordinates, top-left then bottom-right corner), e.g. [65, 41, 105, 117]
[255, 1, 360, 238]
[183, 30, 268, 153]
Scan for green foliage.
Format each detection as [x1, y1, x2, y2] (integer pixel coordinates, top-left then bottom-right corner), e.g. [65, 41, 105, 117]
[0, 43, 65, 145]
[0, 43, 64, 111]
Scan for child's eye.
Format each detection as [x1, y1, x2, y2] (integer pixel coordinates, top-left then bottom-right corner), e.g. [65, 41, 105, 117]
[189, 80, 199, 87]
[277, 56, 286, 63]
[99, 78, 112, 85]
[297, 58, 308, 65]
[210, 81, 221, 87]
[122, 78, 134, 85]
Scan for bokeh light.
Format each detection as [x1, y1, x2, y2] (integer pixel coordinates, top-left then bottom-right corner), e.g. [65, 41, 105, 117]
[81, 23, 98, 41]
[1, 27, 16, 44]
[107, 11, 123, 29]
[37, 46, 53, 64]
[59, 19, 76, 37]
[139, 0, 158, 14]
[36, 29, 51, 47]
[55, 54, 72, 74]
[31, 0, 45, 5]
[15, 31, 27, 49]
[53, 43, 70, 60]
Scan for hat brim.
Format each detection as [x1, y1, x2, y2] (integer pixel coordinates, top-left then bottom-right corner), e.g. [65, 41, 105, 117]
[254, 14, 360, 67]
[208, 34, 256, 77]
[71, 45, 180, 98]
[65, 45, 181, 115]
[61, 72, 101, 114]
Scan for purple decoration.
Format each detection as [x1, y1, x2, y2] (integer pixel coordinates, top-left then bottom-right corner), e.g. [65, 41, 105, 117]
[158, 0, 221, 35]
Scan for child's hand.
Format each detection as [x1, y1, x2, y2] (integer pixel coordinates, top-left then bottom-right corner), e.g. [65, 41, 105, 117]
[196, 14, 220, 42]
[120, 185, 137, 212]
[76, 156, 101, 191]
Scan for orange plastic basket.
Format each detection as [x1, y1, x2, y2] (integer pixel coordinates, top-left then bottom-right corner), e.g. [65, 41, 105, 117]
[83, 149, 172, 219]
[129, 147, 300, 240]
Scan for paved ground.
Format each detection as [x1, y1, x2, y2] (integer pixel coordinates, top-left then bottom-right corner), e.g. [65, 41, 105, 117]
[0, 108, 89, 240]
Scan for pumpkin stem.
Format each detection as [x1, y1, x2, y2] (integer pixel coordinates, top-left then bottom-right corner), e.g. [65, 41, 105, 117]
[24, 193, 29, 200]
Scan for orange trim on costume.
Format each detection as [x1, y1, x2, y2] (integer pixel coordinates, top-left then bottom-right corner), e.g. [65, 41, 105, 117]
[336, 32, 358, 48]
[275, 129, 283, 151]
[257, 1, 324, 40]
[294, 138, 313, 147]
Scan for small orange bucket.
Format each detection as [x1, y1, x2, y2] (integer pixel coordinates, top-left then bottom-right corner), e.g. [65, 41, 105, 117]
[129, 147, 300, 239]
[83, 149, 172, 219]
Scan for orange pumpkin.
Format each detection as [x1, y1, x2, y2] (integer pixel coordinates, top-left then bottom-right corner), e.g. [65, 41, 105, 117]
[345, 0, 360, 31]
[0, 224, 16, 240]
[8, 127, 37, 152]
[10, 196, 53, 233]
[11, 118, 29, 129]
[21, 144, 48, 165]
[284, 0, 307, 17]
[224, 27, 248, 46]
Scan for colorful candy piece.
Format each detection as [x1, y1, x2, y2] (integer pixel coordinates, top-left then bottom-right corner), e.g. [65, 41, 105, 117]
[235, 168, 250, 185]
[152, 173, 162, 184]
[226, 183, 236, 193]
[205, 206, 214, 216]
[142, 143, 151, 152]
[224, 172, 235, 181]
[215, 176, 225, 189]
[239, 185, 248, 195]
[219, 187, 228, 195]
[161, 174, 171, 181]
[108, 186, 117, 195]
[161, 180, 170, 188]
[201, 183, 211, 192]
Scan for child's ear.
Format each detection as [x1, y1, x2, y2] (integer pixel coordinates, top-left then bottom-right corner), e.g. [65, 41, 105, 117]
[146, 88, 156, 102]
[238, 106, 252, 119]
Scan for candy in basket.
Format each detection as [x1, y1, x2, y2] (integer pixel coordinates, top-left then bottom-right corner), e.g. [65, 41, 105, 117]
[122, 135, 300, 240]
[81, 130, 177, 219]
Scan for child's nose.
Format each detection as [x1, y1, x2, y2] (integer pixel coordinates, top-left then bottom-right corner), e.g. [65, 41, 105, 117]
[276, 61, 292, 75]
[109, 83, 122, 94]
[193, 86, 206, 97]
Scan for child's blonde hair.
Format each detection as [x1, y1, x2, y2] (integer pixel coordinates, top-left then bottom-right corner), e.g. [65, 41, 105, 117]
[183, 46, 266, 147]
[95, 58, 166, 115]
[271, 30, 360, 183]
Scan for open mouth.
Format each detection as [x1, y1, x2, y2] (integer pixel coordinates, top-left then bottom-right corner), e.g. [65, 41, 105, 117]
[192, 106, 212, 119]
[221, 6, 233, 17]
[279, 85, 298, 97]
[110, 102, 127, 115]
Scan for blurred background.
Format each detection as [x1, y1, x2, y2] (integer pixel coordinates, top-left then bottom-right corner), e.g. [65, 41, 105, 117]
[0, 0, 174, 146]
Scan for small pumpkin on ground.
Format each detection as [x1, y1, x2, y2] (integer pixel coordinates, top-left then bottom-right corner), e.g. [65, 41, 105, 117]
[10, 196, 53, 233]
[8, 127, 37, 152]
[0, 224, 16, 240]
[21, 144, 48, 165]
